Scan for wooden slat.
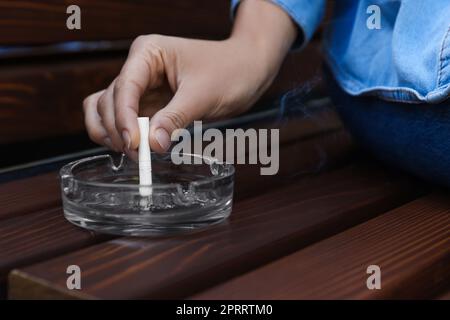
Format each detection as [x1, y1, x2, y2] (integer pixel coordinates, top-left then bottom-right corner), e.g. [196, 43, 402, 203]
[0, 42, 322, 144]
[0, 0, 231, 44]
[8, 163, 424, 299]
[234, 128, 353, 200]
[0, 122, 352, 298]
[0, 172, 60, 221]
[0, 0, 336, 45]
[193, 194, 450, 299]
[0, 207, 112, 298]
[0, 56, 124, 144]
[220, 103, 352, 200]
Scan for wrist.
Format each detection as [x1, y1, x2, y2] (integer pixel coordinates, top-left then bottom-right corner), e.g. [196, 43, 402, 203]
[229, 0, 297, 81]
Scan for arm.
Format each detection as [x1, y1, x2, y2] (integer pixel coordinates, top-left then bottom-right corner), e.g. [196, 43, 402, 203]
[83, 0, 323, 154]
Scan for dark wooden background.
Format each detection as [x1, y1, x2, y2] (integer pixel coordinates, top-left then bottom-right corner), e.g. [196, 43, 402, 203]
[0, 0, 330, 169]
[1, 1, 449, 300]
[0, 0, 231, 44]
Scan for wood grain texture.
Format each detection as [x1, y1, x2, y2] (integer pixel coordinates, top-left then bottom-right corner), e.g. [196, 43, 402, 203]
[0, 56, 124, 144]
[0, 172, 60, 221]
[0, 0, 231, 44]
[193, 194, 450, 300]
[234, 128, 353, 201]
[0, 42, 322, 144]
[0, 207, 112, 298]
[8, 164, 424, 299]
[220, 101, 352, 200]
[0, 122, 352, 299]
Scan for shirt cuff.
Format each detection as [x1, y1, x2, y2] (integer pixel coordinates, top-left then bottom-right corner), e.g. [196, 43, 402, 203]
[231, 0, 326, 49]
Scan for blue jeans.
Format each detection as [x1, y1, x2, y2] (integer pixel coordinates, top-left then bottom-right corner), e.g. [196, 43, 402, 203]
[326, 68, 450, 188]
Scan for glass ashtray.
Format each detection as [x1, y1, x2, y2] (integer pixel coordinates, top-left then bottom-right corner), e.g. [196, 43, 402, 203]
[60, 152, 234, 236]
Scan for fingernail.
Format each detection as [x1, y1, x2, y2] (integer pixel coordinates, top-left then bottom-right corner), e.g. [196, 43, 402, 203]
[103, 137, 113, 149]
[126, 149, 138, 163]
[155, 128, 171, 151]
[122, 130, 131, 151]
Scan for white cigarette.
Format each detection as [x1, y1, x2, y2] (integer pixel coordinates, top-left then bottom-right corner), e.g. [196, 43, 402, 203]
[138, 117, 152, 197]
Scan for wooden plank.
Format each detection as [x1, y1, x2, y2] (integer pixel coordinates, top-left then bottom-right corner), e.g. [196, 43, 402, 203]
[0, 42, 322, 144]
[0, 56, 124, 144]
[234, 128, 353, 200]
[0, 207, 112, 298]
[212, 101, 352, 200]
[8, 163, 424, 299]
[0, 123, 352, 298]
[0, 0, 231, 44]
[193, 194, 450, 299]
[0, 172, 60, 221]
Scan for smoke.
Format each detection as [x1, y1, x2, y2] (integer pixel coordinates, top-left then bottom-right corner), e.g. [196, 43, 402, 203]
[275, 73, 323, 125]
[274, 73, 340, 176]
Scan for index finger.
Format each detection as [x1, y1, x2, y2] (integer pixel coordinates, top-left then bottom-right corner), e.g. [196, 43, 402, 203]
[113, 42, 157, 150]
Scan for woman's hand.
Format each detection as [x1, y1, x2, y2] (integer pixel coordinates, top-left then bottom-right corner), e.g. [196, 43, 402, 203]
[83, 0, 297, 154]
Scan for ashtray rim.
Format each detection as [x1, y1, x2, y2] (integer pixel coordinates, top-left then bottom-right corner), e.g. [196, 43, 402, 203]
[59, 152, 235, 190]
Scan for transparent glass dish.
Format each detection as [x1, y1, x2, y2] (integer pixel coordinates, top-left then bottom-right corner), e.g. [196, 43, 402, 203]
[60, 153, 234, 236]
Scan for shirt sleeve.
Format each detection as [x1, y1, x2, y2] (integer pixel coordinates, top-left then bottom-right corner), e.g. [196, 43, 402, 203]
[231, 0, 326, 49]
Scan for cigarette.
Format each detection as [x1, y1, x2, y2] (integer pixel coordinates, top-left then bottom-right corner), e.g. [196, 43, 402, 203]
[137, 117, 152, 197]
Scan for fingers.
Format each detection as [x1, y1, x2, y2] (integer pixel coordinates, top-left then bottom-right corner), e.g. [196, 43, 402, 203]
[114, 36, 164, 151]
[97, 82, 123, 152]
[84, 44, 155, 153]
[84, 35, 217, 155]
[83, 90, 110, 147]
[84, 81, 127, 152]
[149, 85, 209, 153]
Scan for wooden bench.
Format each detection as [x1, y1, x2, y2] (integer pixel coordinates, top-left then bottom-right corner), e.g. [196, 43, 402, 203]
[192, 194, 450, 299]
[1, 94, 448, 300]
[0, 0, 323, 146]
[2, 95, 446, 299]
[0, 0, 448, 300]
[0, 103, 349, 297]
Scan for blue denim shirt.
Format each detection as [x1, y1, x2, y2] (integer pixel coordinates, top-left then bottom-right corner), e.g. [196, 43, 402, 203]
[232, 0, 450, 104]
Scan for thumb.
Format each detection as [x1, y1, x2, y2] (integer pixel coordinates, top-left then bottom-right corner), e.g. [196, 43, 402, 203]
[149, 88, 208, 153]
